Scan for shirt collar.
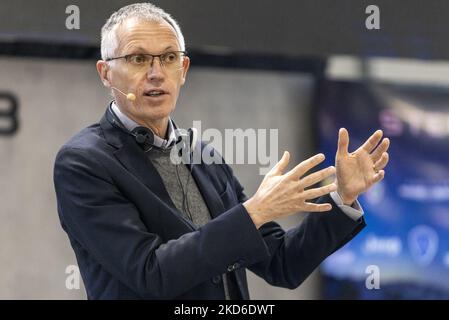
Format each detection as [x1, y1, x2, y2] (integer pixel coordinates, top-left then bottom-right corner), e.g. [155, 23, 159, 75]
[111, 101, 177, 149]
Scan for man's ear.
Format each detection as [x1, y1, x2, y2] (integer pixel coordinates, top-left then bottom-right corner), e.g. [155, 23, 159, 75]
[96, 60, 111, 87]
[180, 56, 190, 86]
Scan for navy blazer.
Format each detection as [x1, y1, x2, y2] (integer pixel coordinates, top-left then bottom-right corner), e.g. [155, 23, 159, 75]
[53, 109, 365, 300]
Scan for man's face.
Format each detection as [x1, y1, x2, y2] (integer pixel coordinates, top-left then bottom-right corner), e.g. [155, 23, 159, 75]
[99, 18, 190, 124]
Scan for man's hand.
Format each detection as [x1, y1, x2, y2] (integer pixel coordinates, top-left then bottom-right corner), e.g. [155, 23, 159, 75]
[335, 128, 390, 205]
[243, 151, 337, 229]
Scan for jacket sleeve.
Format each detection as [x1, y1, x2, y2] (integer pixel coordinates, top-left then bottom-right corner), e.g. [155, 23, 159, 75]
[223, 162, 366, 289]
[54, 147, 270, 299]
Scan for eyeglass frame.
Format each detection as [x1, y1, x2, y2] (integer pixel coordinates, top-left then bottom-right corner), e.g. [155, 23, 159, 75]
[105, 51, 188, 70]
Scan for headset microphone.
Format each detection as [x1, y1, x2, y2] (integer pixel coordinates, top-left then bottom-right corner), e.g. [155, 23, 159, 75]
[188, 127, 198, 156]
[111, 86, 136, 102]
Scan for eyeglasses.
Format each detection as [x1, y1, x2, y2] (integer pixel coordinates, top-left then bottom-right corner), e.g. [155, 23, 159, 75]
[106, 51, 188, 72]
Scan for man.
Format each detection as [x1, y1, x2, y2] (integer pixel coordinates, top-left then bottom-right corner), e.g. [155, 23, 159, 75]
[54, 3, 390, 300]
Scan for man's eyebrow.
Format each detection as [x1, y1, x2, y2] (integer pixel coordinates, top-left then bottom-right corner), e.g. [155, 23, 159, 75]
[126, 45, 176, 54]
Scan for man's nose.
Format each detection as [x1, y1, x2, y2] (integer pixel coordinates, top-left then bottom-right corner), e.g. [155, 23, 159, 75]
[146, 57, 165, 82]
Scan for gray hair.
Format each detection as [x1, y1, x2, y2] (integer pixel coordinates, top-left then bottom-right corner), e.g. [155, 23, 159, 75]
[100, 3, 185, 60]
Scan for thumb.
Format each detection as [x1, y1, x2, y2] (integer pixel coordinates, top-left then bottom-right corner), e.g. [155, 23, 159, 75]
[337, 128, 349, 157]
[268, 151, 290, 176]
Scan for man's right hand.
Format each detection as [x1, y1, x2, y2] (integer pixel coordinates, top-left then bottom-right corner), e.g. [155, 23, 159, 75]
[243, 151, 337, 229]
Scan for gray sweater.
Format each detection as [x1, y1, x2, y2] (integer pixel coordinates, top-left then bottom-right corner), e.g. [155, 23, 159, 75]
[147, 147, 232, 299]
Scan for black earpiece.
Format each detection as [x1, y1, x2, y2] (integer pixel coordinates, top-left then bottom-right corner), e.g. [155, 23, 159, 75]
[131, 126, 155, 151]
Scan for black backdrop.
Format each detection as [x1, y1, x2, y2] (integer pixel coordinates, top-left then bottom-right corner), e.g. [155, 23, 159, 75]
[0, 0, 448, 60]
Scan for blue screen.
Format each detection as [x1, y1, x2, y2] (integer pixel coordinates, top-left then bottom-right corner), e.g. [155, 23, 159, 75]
[317, 80, 449, 299]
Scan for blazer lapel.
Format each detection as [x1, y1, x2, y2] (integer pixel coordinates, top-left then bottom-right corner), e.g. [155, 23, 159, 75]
[100, 110, 196, 230]
[114, 142, 175, 207]
[100, 109, 226, 225]
[189, 144, 226, 219]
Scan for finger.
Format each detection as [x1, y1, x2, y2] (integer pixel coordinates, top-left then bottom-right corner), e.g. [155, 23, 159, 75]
[360, 129, 383, 153]
[372, 170, 385, 184]
[302, 183, 338, 200]
[337, 128, 349, 157]
[373, 152, 389, 171]
[301, 202, 333, 212]
[287, 153, 325, 180]
[371, 138, 390, 162]
[299, 166, 336, 189]
[268, 151, 290, 176]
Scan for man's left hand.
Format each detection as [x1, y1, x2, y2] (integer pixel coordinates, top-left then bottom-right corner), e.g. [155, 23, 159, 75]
[335, 128, 390, 205]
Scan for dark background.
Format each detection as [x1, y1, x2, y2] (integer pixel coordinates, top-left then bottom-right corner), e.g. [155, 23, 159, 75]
[1, 0, 448, 60]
